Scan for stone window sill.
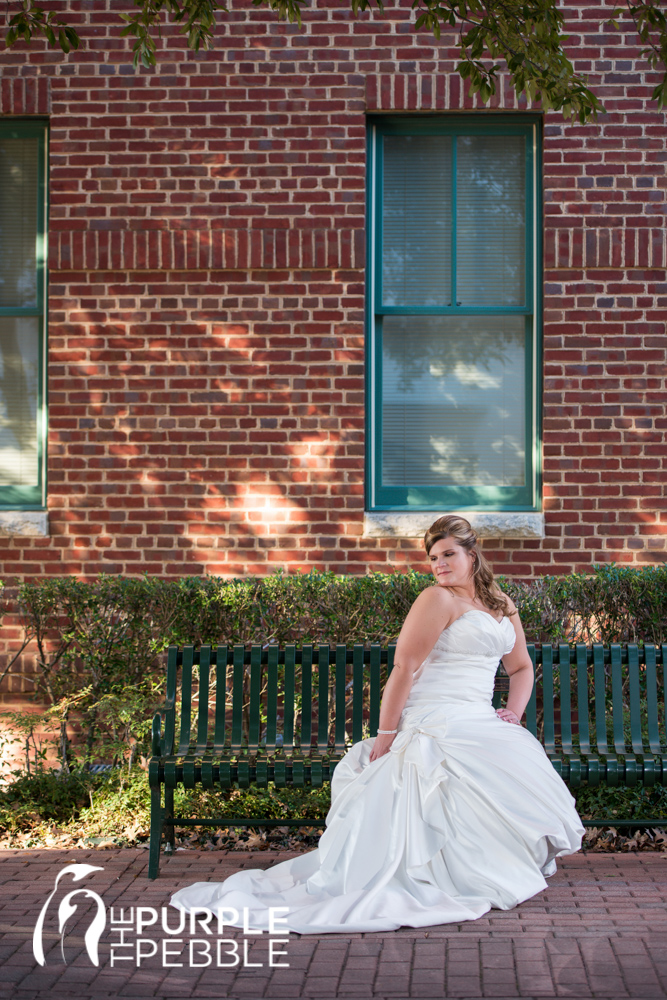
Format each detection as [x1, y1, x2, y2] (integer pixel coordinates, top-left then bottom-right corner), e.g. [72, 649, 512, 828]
[363, 511, 544, 539]
[0, 511, 49, 537]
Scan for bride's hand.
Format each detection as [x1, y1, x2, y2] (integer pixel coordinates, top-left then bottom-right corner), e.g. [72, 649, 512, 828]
[496, 709, 520, 725]
[369, 733, 396, 762]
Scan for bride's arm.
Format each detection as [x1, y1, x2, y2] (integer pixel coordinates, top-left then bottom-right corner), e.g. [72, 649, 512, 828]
[497, 603, 534, 724]
[369, 587, 453, 761]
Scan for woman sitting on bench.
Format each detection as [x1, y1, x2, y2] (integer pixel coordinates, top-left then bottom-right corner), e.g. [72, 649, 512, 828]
[170, 514, 584, 934]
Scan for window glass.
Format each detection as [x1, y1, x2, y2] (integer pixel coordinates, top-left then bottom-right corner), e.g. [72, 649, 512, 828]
[0, 122, 46, 507]
[382, 136, 452, 307]
[381, 315, 525, 488]
[0, 317, 39, 486]
[0, 136, 39, 308]
[456, 136, 525, 307]
[369, 118, 538, 511]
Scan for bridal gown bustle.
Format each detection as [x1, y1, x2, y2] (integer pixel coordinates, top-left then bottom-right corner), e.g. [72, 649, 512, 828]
[170, 609, 584, 934]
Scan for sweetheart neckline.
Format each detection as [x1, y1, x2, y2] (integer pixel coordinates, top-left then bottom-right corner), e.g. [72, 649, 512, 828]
[452, 608, 509, 628]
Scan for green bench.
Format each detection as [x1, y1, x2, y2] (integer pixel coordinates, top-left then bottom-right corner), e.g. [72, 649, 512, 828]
[148, 642, 667, 878]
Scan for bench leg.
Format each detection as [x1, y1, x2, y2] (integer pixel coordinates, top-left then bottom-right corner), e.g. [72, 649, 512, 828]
[148, 784, 163, 880]
[164, 787, 175, 854]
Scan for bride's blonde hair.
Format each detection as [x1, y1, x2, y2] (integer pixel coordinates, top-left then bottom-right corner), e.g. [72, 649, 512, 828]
[424, 515, 514, 618]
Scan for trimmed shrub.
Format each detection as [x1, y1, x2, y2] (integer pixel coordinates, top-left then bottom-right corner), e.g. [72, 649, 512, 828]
[0, 565, 665, 772]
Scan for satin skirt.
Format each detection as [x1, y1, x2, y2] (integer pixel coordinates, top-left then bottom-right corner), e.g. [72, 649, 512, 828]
[170, 704, 584, 934]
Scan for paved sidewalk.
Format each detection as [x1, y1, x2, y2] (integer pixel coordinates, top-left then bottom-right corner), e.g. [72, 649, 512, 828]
[0, 848, 665, 1000]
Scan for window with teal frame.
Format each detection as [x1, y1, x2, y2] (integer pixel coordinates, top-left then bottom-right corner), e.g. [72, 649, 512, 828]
[0, 120, 47, 508]
[366, 116, 541, 512]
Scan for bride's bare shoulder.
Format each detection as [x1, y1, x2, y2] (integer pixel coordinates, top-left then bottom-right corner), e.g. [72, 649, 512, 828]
[410, 584, 458, 614]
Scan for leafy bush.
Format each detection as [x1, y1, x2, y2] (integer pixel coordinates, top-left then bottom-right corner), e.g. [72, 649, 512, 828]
[0, 765, 665, 854]
[0, 768, 94, 831]
[0, 766, 330, 849]
[573, 783, 667, 823]
[0, 565, 666, 775]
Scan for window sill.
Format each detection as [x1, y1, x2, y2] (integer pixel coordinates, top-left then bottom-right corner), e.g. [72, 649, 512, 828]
[363, 511, 544, 539]
[0, 511, 49, 537]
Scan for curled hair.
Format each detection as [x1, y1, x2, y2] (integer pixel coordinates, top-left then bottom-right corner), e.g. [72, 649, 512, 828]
[424, 515, 514, 618]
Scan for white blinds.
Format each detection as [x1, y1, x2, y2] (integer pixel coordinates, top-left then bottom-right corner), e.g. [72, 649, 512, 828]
[382, 135, 452, 307]
[381, 315, 525, 487]
[0, 136, 39, 309]
[456, 135, 525, 306]
[0, 317, 39, 486]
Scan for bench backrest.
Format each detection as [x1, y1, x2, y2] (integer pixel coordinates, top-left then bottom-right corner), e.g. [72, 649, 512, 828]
[163, 643, 667, 756]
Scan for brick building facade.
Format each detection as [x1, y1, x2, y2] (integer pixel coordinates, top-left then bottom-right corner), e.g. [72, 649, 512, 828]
[0, 0, 665, 584]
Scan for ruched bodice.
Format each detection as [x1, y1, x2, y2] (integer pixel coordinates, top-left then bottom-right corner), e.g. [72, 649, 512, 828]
[171, 607, 583, 934]
[405, 608, 516, 711]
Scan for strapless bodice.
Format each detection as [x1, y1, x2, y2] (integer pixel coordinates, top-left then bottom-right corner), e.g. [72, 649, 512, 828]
[401, 609, 516, 717]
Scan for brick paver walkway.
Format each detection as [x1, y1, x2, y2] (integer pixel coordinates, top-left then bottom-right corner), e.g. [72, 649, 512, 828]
[0, 848, 665, 1000]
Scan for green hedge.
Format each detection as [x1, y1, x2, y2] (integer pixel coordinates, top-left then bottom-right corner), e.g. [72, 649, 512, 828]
[1, 566, 666, 773]
[10, 562, 667, 652]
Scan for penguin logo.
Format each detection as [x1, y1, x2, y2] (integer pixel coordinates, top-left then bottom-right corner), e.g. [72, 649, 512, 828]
[33, 863, 106, 966]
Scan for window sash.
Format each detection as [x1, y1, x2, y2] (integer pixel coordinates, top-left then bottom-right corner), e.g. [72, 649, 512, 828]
[367, 116, 541, 512]
[0, 121, 47, 508]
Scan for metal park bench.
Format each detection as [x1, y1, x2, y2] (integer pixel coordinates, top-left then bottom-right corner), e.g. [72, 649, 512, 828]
[148, 642, 667, 878]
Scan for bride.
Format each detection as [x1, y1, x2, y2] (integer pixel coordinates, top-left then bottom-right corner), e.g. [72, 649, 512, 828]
[170, 514, 584, 934]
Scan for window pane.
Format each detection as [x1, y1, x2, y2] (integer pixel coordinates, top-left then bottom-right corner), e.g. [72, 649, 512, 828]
[456, 136, 525, 306]
[0, 136, 39, 308]
[382, 136, 451, 307]
[0, 316, 39, 486]
[381, 315, 525, 487]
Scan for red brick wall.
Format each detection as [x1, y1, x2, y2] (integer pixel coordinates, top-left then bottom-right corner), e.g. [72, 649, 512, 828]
[0, 0, 665, 584]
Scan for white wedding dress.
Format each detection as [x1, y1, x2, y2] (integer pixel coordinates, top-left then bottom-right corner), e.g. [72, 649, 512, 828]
[170, 610, 584, 934]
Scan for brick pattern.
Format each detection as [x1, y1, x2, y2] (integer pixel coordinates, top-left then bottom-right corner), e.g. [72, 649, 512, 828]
[0, 849, 666, 998]
[0, 0, 664, 593]
[0, 74, 50, 115]
[47, 228, 366, 271]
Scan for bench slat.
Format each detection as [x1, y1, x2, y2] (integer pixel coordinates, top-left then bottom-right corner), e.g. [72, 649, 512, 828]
[575, 645, 591, 755]
[593, 645, 610, 756]
[231, 645, 245, 749]
[164, 646, 178, 756]
[369, 645, 382, 736]
[611, 645, 626, 756]
[196, 645, 211, 752]
[542, 645, 556, 754]
[627, 645, 644, 756]
[317, 645, 329, 751]
[645, 645, 661, 755]
[249, 645, 262, 748]
[265, 645, 279, 751]
[352, 645, 365, 744]
[213, 646, 228, 750]
[178, 646, 194, 753]
[559, 644, 574, 755]
[334, 645, 347, 753]
[301, 646, 313, 749]
[283, 645, 296, 751]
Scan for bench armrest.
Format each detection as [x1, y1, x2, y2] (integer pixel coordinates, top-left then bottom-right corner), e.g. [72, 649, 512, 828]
[151, 696, 175, 757]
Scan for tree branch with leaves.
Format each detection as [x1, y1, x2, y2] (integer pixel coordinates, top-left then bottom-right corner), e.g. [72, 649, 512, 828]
[3, 0, 667, 122]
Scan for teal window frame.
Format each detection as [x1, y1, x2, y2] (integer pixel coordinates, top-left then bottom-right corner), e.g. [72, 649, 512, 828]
[366, 115, 542, 512]
[0, 119, 48, 509]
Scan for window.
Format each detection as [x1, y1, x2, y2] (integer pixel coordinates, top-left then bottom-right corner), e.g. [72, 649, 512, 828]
[366, 116, 540, 512]
[0, 121, 47, 507]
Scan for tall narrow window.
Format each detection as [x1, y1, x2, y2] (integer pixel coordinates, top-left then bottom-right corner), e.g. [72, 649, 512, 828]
[367, 117, 540, 511]
[0, 121, 47, 507]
